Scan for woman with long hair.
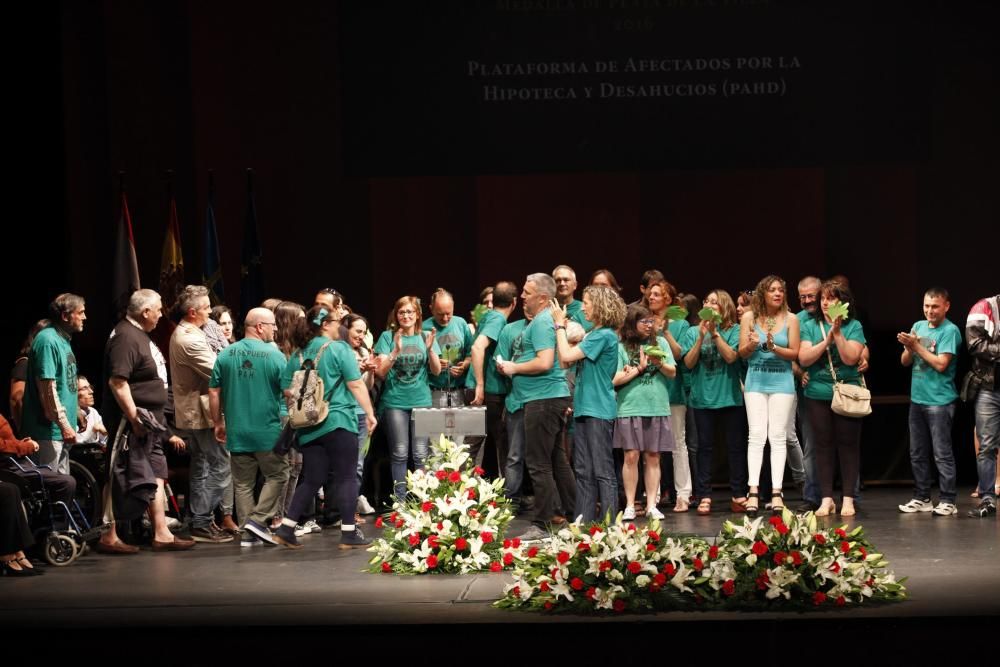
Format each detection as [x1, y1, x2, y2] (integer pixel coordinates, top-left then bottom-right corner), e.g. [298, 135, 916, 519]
[272, 301, 306, 530]
[209, 305, 235, 344]
[738, 275, 800, 516]
[611, 304, 677, 520]
[274, 306, 377, 549]
[682, 289, 747, 515]
[9, 319, 50, 433]
[552, 285, 627, 523]
[374, 296, 442, 501]
[797, 280, 866, 517]
[344, 313, 378, 516]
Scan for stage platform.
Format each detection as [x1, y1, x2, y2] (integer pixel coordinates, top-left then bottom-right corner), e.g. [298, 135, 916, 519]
[2, 487, 995, 659]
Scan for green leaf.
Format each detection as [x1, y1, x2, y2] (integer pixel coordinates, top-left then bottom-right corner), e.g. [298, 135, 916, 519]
[471, 303, 490, 327]
[644, 345, 668, 359]
[827, 301, 850, 321]
[698, 307, 722, 325]
[665, 305, 688, 321]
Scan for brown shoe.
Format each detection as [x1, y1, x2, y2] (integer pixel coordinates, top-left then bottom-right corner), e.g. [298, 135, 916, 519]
[152, 536, 196, 552]
[550, 515, 567, 525]
[96, 540, 139, 555]
[730, 497, 747, 513]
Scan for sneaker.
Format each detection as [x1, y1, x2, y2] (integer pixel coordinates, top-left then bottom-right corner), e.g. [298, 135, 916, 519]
[622, 506, 636, 520]
[339, 527, 373, 549]
[294, 520, 322, 537]
[516, 525, 551, 542]
[967, 499, 997, 518]
[273, 524, 303, 549]
[356, 495, 376, 515]
[191, 524, 235, 543]
[932, 502, 958, 516]
[240, 532, 262, 547]
[244, 519, 278, 545]
[898, 498, 933, 514]
[646, 506, 665, 520]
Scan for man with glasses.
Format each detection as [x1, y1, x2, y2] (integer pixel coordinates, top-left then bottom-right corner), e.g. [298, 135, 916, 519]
[209, 308, 290, 545]
[793, 276, 822, 511]
[76, 375, 108, 446]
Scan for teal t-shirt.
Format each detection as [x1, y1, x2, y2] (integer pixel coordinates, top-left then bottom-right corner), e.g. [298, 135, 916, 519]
[209, 338, 287, 453]
[573, 327, 619, 420]
[800, 318, 867, 401]
[373, 330, 440, 411]
[744, 320, 795, 394]
[616, 336, 673, 418]
[281, 337, 362, 444]
[423, 315, 473, 389]
[464, 308, 508, 395]
[498, 319, 528, 413]
[681, 324, 743, 409]
[665, 319, 690, 406]
[909, 318, 961, 406]
[21, 326, 78, 440]
[565, 299, 594, 333]
[511, 308, 570, 403]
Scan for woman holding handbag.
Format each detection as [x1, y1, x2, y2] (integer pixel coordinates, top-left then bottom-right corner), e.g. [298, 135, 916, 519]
[797, 280, 867, 517]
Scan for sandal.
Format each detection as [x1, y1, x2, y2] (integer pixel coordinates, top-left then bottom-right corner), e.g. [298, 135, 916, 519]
[673, 497, 690, 513]
[730, 497, 747, 514]
[770, 491, 785, 515]
[696, 498, 712, 515]
[745, 492, 759, 518]
[354, 513, 367, 525]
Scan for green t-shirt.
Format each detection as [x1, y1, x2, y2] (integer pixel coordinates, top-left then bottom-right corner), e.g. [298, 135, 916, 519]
[511, 308, 570, 404]
[281, 337, 362, 444]
[616, 336, 673, 418]
[209, 338, 287, 453]
[573, 327, 619, 420]
[498, 319, 527, 413]
[909, 318, 961, 406]
[423, 315, 474, 390]
[373, 330, 440, 411]
[565, 299, 594, 332]
[665, 319, 690, 406]
[21, 326, 78, 440]
[800, 318, 867, 401]
[465, 308, 508, 395]
[680, 324, 743, 409]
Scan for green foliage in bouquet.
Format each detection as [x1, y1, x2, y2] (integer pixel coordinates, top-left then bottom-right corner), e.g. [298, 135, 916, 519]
[698, 307, 722, 325]
[643, 345, 668, 360]
[665, 305, 688, 321]
[827, 301, 850, 322]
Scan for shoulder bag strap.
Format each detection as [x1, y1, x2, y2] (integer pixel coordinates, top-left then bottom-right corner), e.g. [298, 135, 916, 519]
[818, 320, 840, 384]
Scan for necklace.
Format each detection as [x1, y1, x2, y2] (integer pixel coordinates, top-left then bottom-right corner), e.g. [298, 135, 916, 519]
[764, 315, 776, 352]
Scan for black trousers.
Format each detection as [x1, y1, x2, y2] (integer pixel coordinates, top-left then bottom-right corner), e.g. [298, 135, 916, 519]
[0, 482, 34, 553]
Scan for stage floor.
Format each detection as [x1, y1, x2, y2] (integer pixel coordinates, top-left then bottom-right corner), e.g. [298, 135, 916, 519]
[2, 487, 996, 654]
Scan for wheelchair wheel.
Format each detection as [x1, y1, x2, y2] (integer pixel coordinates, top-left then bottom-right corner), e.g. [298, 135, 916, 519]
[43, 533, 78, 567]
[69, 459, 102, 526]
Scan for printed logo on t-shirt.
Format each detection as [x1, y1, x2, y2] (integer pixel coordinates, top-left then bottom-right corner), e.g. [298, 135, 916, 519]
[913, 337, 936, 375]
[66, 352, 78, 387]
[393, 343, 426, 386]
[436, 330, 465, 364]
[150, 342, 168, 388]
[510, 332, 526, 363]
[701, 335, 722, 374]
[239, 359, 255, 379]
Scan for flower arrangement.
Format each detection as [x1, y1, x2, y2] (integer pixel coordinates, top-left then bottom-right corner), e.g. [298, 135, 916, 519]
[495, 509, 906, 614]
[368, 435, 522, 575]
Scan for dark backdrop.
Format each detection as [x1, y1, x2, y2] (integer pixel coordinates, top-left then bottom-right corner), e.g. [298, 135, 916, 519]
[6, 0, 997, 485]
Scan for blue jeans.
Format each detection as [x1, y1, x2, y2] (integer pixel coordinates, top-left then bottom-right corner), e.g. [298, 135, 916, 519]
[504, 409, 526, 498]
[572, 417, 616, 523]
[186, 428, 232, 529]
[692, 406, 748, 499]
[798, 395, 821, 505]
[908, 402, 957, 503]
[382, 408, 429, 501]
[356, 413, 369, 484]
[974, 387, 1000, 501]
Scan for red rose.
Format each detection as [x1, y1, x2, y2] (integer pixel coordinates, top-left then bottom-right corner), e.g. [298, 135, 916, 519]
[435, 470, 447, 480]
[835, 528, 847, 538]
[599, 560, 612, 572]
[503, 552, 514, 565]
[381, 562, 391, 573]
[550, 568, 559, 579]
[756, 572, 770, 590]
[791, 551, 803, 566]
[427, 534, 440, 548]
[437, 522, 444, 530]
[511, 586, 520, 597]
[751, 540, 768, 556]
[539, 581, 551, 592]
[571, 577, 584, 590]
[836, 595, 846, 607]
[775, 522, 789, 536]
[544, 601, 553, 611]
[421, 501, 433, 512]
[646, 543, 657, 552]
[768, 515, 781, 527]
[579, 542, 591, 553]
[812, 591, 827, 606]
[722, 579, 736, 596]
[859, 546, 868, 559]
[773, 551, 787, 566]
[395, 519, 405, 529]
[427, 555, 438, 568]
[448, 471, 461, 483]
[613, 599, 626, 612]
[663, 563, 676, 577]
[829, 562, 841, 574]
[490, 561, 503, 573]
[867, 577, 876, 588]
[557, 551, 571, 564]
[585, 587, 596, 600]
[390, 512, 398, 523]
[503, 538, 512, 549]
[647, 530, 660, 543]
[482, 531, 495, 544]
[474, 466, 485, 476]
[375, 516, 384, 528]
[512, 538, 521, 548]
[467, 488, 477, 500]
[649, 583, 661, 593]
[408, 534, 421, 547]
[589, 525, 601, 536]
[627, 523, 637, 532]
[840, 541, 851, 554]
[692, 558, 704, 571]
[455, 537, 468, 551]
[468, 509, 478, 518]
[708, 545, 719, 560]
[527, 546, 539, 558]
[813, 533, 826, 545]
[627, 561, 642, 574]
[489, 501, 497, 508]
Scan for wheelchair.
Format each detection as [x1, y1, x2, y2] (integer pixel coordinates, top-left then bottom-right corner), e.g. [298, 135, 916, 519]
[0, 456, 104, 566]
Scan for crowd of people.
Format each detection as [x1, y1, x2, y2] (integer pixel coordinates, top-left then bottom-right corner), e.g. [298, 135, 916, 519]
[2, 268, 998, 572]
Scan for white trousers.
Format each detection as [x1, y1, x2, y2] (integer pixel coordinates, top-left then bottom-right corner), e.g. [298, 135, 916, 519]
[744, 391, 796, 489]
[670, 404, 692, 501]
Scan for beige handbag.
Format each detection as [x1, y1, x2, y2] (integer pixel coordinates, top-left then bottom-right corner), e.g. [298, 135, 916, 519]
[820, 321, 872, 418]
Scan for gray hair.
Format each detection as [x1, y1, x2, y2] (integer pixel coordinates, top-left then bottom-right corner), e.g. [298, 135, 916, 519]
[526, 273, 556, 298]
[177, 285, 210, 314]
[127, 289, 161, 318]
[48, 293, 85, 321]
[551, 264, 576, 280]
[797, 276, 821, 292]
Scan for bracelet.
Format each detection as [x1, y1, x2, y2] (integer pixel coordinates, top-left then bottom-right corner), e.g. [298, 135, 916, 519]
[554, 324, 566, 331]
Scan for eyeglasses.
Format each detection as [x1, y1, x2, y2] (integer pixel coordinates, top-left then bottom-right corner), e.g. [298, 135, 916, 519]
[398, 310, 417, 316]
[638, 318, 656, 325]
[258, 321, 277, 328]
